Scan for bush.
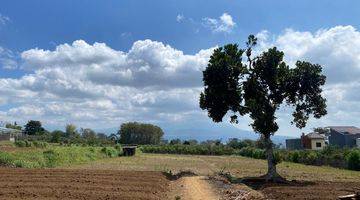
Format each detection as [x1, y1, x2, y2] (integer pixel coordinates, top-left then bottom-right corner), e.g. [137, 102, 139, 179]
[252, 149, 266, 159]
[43, 150, 59, 167]
[14, 140, 27, 147]
[0, 146, 120, 168]
[303, 151, 318, 165]
[141, 144, 236, 156]
[15, 140, 48, 148]
[238, 147, 255, 157]
[141, 143, 360, 171]
[0, 152, 13, 166]
[101, 147, 119, 157]
[33, 141, 48, 148]
[346, 150, 360, 171]
[289, 151, 300, 163]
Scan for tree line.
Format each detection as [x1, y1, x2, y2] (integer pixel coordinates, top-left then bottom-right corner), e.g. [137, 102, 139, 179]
[8, 120, 164, 146]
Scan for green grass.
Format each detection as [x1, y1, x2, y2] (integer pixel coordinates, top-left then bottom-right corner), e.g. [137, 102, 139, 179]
[68, 153, 360, 182]
[0, 146, 119, 168]
[0, 141, 14, 146]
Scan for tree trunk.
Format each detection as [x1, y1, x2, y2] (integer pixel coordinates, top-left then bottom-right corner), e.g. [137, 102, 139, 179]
[263, 134, 282, 181]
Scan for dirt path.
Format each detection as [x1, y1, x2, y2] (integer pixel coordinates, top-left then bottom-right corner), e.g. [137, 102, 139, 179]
[170, 176, 220, 200]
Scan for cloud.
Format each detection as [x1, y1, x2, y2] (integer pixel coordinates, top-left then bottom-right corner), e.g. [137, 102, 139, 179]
[2, 26, 360, 136]
[255, 25, 360, 135]
[21, 39, 214, 89]
[176, 14, 184, 22]
[0, 13, 10, 26]
[0, 47, 17, 69]
[256, 26, 360, 86]
[203, 13, 236, 33]
[0, 39, 214, 128]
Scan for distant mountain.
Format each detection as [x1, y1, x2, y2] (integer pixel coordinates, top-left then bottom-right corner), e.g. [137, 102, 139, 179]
[159, 122, 291, 145]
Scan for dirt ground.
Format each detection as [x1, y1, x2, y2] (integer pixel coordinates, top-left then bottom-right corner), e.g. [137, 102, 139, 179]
[169, 176, 221, 200]
[0, 168, 170, 200]
[1, 151, 360, 199]
[0, 167, 359, 200]
[260, 181, 360, 200]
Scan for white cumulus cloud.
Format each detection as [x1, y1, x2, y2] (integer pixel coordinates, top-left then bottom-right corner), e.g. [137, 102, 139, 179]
[0, 39, 214, 128]
[2, 26, 360, 136]
[203, 13, 236, 33]
[256, 25, 360, 135]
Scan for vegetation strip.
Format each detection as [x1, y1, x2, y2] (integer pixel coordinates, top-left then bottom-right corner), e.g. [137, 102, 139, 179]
[0, 145, 120, 168]
[140, 144, 360, 171]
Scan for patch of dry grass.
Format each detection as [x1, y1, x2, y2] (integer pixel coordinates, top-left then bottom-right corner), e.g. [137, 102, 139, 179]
[66, 153, 360, 182]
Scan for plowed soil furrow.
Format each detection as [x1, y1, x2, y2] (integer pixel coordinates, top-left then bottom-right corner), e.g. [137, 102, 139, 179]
[261, 181, 360, 200]
[0, 168, 170, 200]
[0, 177, 165, 186]
[0, 184, 166, 192]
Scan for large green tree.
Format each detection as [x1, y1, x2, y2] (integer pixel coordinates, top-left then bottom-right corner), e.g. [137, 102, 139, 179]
[65, 124, 77, 138]
[118, 122, 164, 145]
[24, 120, 45, 135]
[200, 35, 327, 181]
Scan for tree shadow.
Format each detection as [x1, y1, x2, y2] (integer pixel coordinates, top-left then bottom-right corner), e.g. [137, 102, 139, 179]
[163, 170, 198, 180]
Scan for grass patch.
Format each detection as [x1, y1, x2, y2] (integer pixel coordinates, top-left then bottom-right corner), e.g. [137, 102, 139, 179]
[0, 146, 119, 168]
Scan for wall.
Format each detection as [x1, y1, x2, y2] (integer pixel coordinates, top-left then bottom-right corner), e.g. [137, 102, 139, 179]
[301, 135, 312, 149]
[0, 134, 11, 141]
[329, 130, 346, 147]
[311, 139, 325, 150]
[286, 139, 302, 150]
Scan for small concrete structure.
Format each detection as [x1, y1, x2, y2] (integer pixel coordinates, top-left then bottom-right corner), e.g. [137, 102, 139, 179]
[286, 132, 326, 150]
[122, 145, 137, 156]
[301, 132, 326, 150]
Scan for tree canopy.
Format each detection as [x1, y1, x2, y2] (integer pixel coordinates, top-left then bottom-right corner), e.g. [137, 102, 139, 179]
[199, 35, 327, 181]
[24, 120, 45, 135]
[118, 122, 164, 145]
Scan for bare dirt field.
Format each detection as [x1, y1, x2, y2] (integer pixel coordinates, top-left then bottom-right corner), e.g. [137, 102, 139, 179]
[260, 181, 360, 200]
[68, 153, 360, 200]
[0, 168, 170, 200]
[1, 152, 359, 199]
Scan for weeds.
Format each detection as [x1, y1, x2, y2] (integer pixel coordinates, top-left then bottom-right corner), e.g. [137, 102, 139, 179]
[0, 146, 121, 168]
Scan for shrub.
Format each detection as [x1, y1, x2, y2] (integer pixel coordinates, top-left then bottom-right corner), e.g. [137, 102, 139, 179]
[346, 150, 360, 171]
[238, 147, 254, 157]
[141, 143, 360, 171]
[252, 149, 266, 159]
[101, 147, 119, 157]
[43, 150, 59, 167]
[302, 151, 318, 165]
[0, 152, 13, 166]
[141, 144, 236, 156]
[15, 140, 27, 147]
[33, 141, 48, 148]
[289, 151, 300, 163]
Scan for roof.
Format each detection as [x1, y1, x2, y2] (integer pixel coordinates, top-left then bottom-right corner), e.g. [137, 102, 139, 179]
[306, 132, 326, 139]
[0, 127, 21, 134]
[286, 138, 301, 141]
[327, 126, 360, 135]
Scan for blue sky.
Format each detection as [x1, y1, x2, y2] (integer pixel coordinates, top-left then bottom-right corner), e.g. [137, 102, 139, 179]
[2, 0, 360, 53]
[1, 1, 360, 137]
